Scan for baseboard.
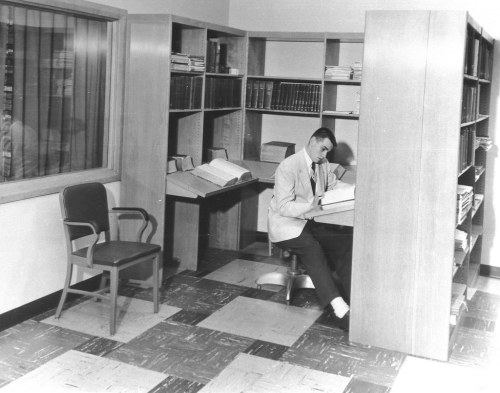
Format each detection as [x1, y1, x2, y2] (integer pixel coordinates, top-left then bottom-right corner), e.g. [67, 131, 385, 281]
[480, 264, 500, 279]
[0, 274, 102, 332]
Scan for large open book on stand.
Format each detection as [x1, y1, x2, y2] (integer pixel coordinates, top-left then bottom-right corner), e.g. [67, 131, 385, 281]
[192, 158, 252, 187]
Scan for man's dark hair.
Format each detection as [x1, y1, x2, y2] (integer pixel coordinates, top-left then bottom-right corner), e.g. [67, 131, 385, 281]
[310, 127, 337, 147]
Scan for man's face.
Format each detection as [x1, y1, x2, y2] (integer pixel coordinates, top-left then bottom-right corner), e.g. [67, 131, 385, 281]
[306, 137, 334, 163]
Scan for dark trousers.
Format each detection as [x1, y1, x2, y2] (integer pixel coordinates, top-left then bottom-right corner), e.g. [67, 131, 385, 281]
[274, 220, 352, 308]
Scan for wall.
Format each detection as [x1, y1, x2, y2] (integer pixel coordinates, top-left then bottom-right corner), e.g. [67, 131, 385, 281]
[229, 0, 500, 269]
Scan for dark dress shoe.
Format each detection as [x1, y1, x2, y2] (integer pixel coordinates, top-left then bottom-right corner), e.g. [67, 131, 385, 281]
[333, 310, 350, 331]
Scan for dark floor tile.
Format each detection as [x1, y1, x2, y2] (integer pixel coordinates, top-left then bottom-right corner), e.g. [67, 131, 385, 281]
[240, 287, 276, 301]
[461, 315, 496, 332]
[148, 375, 204, 393]
[74, 336, 123, 357]
[466, 290, 500, 319]
[243, 339, 289, 360]
[343, 377, 390, 393]
[282, 322, 404, 387]
[167, 310, 210, 325]
[106, 320, 254, 384]
[269, 287, 323, 309]
[0, 320, 91, 383]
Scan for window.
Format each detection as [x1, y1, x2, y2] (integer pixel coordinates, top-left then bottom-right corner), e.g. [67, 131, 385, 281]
[0, 0, 126, 203]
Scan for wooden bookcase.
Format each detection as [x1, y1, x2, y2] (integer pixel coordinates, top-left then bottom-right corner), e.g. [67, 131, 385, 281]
[243, 31, 364, 235]
[350, 10, 493, 361]
[122, 14, 247, 273]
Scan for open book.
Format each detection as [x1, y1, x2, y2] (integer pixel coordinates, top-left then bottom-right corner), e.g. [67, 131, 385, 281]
[192, 158, 252, 187]
[320, 181, 355, 208]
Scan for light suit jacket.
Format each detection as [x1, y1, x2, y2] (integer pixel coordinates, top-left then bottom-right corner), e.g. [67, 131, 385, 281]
[268, 148, 337, 242]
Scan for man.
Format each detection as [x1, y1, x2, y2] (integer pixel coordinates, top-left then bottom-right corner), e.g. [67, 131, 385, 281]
[268, 127, 352, 330]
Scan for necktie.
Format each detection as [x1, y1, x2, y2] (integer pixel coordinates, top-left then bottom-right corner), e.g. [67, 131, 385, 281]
[310, 162, 316, 195]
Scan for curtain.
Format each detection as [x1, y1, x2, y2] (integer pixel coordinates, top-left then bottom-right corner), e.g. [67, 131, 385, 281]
[0, 4, 107, 182]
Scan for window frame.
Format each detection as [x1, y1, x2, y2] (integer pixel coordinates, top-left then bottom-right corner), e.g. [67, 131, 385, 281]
[0, 0, 127, 204]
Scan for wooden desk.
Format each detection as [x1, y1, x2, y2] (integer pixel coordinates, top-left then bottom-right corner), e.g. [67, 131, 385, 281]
[311, 208, 354, 227]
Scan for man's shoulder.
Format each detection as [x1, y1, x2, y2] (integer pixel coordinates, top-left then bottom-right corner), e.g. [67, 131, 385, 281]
[279, 151, 303, 167]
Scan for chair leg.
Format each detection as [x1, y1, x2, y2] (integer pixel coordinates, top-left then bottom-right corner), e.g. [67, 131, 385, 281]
[55, 262, 73, 319]
[152, 254, 159, 313]
[109, 268, 118, 336]
[95, 272, 108, 302]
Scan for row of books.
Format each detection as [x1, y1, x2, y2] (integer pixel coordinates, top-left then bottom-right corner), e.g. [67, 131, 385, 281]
[169, 75, 202, 110]
[456, 184, 473, 224]
[461, 85, 477, 123]
[205, 77, 241, 109]
[324, 61, 362, 81]
[206, 40, 229, 74]
[246, 80, 321, 112]
[464, 34, 480, 77]
[171, 52, 205, 72]
[458, 127, 475, 173]
[479, 44, 493, 80]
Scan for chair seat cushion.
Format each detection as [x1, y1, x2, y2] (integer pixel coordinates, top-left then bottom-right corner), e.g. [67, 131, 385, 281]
[74, 241, 161, 267]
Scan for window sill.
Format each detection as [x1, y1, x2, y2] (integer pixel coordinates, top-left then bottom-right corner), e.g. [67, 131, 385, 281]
[0, 169, 120, 204]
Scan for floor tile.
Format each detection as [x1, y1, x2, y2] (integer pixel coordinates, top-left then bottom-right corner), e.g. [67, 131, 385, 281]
[0, 350, 166, 392]
[204, 259, 287, 290]
[476, 276, 500, 296]
[41, 296, 180, 342]
[197, 296, 322, 346]
[243, 339, 289, 360]
[149, 375, 205, 393]
[282, 322, 404, 387]
[158, 278, 247, 314]
[0, 320, 91, 385]
[74, 336, 123, 357]
[199, 352, 351, 393]
[390, 355, 496, 393]
[106, 320, 254, 385]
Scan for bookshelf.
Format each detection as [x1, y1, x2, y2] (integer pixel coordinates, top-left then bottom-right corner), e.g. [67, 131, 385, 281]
[243, 32, 364, 235]
[350, 10, 493, 361]
[122, 14, 247, 273]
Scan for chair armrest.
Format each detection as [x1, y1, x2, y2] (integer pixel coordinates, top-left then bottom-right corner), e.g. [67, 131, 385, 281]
[63, 219, 100, 268]
[110, 207, 149, 242]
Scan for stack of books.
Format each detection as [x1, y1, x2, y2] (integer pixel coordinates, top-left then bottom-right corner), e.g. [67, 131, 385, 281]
[171, 52, 206, 72]
[352, 61, 362, 81]
[456, 184, 473, 223]
[476, 136, 493, 151]
[260, 141, 295, 163]
[324, 65, 352, 80]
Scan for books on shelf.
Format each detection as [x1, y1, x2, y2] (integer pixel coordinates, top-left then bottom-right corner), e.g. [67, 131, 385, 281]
[205, 77, 242, 109]
[170, 155, 195, 172]
[476, 136, 493, 151]
[461, 84, 477, 123]
[459, 127, 475, 172]
[450, 282, 467, 326]
[192, 158, 252, 187]
[246, 80, 321, 112]
[320, 181, 355, 209]
[206, 40, 228, 74]
[169, 75, 202, 109]
[324, 61, 362, 81]
[456, 184, 473, 223]
[455, 228, 468, 251]
[260, 141, 295, 163]
[171, 52, 205, 72]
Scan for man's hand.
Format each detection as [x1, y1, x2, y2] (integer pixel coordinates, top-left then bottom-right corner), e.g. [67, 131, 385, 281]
[308, 195, 323, 213]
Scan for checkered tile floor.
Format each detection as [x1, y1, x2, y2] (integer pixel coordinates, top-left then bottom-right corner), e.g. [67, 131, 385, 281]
[1, 244, 499, 392]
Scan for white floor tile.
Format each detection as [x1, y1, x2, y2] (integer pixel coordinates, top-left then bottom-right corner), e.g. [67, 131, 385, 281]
[476, 276, 500, 296]
[0, 350, 166, 392]
[390, 355, 496, 393]
[42, 296, 180, 342]
[200, 352, 350, 393]
[204, 259, 286, 291]
[197, 296, 322, 346]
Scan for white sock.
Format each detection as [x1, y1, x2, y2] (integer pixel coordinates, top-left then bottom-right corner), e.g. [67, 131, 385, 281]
[331, 297, 349, 318]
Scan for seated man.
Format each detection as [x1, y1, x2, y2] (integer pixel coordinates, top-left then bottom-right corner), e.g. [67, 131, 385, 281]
[268, 127, 352, 330]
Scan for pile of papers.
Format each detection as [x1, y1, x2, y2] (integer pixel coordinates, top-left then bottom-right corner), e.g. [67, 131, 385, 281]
[456, 184, 473, 223]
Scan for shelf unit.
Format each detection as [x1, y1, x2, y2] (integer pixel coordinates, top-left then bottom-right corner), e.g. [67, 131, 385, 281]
[351, 10, 493, 361]
[243, 31, 364, 234]
[122, 14, 247, 274]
